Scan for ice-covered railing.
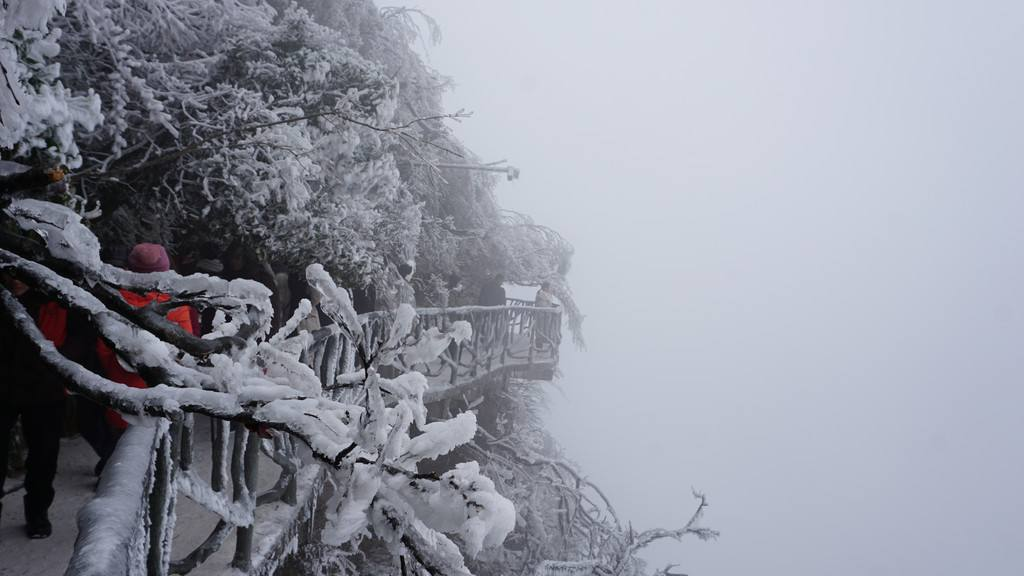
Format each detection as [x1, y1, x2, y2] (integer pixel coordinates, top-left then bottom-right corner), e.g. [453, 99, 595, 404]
[348, 302, 562, 396]
[0, 199, 566, 575]
[59, 301, 563, 576]
[0, 199, 568, 576]
[65, 424, 167, 576]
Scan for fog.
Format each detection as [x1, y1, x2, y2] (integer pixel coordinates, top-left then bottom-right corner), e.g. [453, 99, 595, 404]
[414, 2, 1024, 574]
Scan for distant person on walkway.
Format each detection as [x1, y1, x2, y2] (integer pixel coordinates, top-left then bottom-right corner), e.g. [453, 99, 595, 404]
[395, 262, 416, 307]
[187, 242, 225, 335]
[352, 283, 377, 314]
[223, 241, 281, 327]
[194, 242, 224, 276]
[439, 273, 463, 309]
[96, 244, 195, 433]
[479, 274, 506, 307]
[535, 282, 556, 307]
[0, 277, 93, 538]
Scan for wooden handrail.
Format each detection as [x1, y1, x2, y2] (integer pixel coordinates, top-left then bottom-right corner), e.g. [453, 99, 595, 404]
[66, 303, 562, 575]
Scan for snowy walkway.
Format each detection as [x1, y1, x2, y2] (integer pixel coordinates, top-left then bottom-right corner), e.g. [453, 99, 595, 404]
[0, 423, 319, 576]
[0, 435, 97, 576]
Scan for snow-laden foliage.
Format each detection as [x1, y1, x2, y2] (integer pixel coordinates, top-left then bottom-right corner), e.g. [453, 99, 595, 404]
[0, 0, 101, 167]
[48, 0, 414, 279]
[0, 199, 516, 574]
[3, 0, 583, 327]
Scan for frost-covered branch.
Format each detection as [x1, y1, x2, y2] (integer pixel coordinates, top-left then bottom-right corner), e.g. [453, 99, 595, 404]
[456, 381, 715, 576]
[86, 107, 471, 180]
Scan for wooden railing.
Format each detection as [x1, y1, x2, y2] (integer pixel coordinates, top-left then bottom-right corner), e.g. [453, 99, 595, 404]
[354, 304, 562, 398]
[66, 423, 170, 576]
[65, 302, 561, 575]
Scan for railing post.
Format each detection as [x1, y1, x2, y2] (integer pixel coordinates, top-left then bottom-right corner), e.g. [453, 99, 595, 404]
[211, 417, 229, 492]
[283, 437, 298, 506]
[500, 308, 510, 365]
[320, 333, 340, 393]
[528, 309, 534, 365]
[485, 314, 494, 373]
[180, 413, 194, 471]
[450, 339, 461, 385]
[147, 422, 176, 576]
[231, 425, 259, 571]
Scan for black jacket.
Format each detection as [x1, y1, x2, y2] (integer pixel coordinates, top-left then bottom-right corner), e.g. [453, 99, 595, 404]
[1, 293, 97, 406]
[478, 283, 506, 307]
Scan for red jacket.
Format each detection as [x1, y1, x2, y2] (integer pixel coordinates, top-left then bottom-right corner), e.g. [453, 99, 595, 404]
[1, 298, 72, 407]
[98, 290, 195, 428]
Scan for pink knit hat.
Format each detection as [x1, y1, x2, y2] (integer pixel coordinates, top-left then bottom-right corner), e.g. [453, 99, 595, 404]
[127, 243, 170, 273]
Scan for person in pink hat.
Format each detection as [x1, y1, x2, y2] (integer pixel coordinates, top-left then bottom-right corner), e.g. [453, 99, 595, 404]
[125, 242, 171, 273]
[94, 244, 195, 448]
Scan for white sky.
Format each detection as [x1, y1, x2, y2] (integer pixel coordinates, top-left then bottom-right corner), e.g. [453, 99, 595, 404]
[413, 2, 1024, 574]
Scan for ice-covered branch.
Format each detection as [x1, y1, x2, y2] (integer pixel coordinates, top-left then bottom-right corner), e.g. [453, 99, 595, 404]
[1, 200, 270, 356]
[627, 492, 719, 551]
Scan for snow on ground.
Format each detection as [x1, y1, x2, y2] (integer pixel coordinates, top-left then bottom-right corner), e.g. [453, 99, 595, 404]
[0, 435, 97, 576]
[0, 421, 307, 576]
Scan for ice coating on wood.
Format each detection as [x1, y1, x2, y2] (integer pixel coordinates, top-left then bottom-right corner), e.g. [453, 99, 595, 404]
[270, 298, 312, 346]
[177, 469, 254, 527]
[368, 487, 414, 552]
[356, 370, 389, 451]
[64, 424, 161, 576]
[306, 263, 361, 339]
[392, 460, 516, 559]
[6, 199, 103, 272]
[406, 518, 475, 576]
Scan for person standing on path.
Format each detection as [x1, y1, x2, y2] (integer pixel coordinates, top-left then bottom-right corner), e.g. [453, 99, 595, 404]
[0, 277, 90, 539]
[478, 274, 507, 307]
[534, 282, 556, 307]
[95, 244, 196, 443]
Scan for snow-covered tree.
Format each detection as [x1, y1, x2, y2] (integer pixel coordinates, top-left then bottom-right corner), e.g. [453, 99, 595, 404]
[45, 0, 582, 321]
[50, 0, 419, 280]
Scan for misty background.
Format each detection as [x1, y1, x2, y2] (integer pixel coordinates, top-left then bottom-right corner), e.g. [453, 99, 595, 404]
[415, 2, 1024, 575]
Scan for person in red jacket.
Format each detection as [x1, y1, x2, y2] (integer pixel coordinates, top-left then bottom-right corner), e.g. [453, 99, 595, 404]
[95, 244, 195, 431]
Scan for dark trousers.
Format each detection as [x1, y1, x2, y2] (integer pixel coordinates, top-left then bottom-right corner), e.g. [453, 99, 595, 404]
[0, 400, 63, 517]
[74, 396, 119, 466]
